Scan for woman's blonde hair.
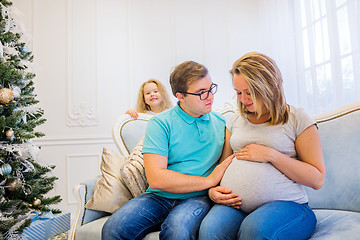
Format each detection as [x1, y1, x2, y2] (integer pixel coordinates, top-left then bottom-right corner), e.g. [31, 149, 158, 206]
[136, 79, 173, 113]
[230, 52, 289, 125]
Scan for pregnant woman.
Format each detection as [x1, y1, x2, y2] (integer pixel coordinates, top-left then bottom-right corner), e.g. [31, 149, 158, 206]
[199, 52, 325, 240]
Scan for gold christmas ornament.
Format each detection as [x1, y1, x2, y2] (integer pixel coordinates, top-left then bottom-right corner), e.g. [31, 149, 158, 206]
[7, 178, 22, 191]
[5, 128, 14, 137]
[0, 88, 14, 104]
[33, 198, 41, 206]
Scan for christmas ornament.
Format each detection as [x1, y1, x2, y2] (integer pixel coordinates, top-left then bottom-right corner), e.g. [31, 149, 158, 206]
[7, 178, 22, 191]
[22, 144, 40, 159]
[33, 198, 41, 206]
[6, 128, 15, 141]
[12, 86, 21, 99]
[0, 88, 14, 104]
[18, 79, 28, 89]
[20, 45, 30, 54]
[0, 163, 12, 175]
[6, 128, 14, 137]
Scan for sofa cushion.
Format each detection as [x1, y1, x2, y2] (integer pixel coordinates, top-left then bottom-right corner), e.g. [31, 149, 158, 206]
[85, 148, 132, 213]
[76, 216, 160, 240]
[311, 209, 360, 239]
[306, 108, 360, 212]
[120, 136, 149, 197]
[75, 210, 360, 240]
[75, 216, 109, 240]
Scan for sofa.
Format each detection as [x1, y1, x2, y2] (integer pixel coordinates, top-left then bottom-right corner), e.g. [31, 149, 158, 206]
[69, 100, 360, 240]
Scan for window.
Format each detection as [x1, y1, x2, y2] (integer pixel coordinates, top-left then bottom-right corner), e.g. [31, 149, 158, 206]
[294, 0, 360, 115]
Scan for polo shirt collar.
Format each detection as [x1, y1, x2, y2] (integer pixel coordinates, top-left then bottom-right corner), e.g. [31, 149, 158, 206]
[175, 102, 210, 124]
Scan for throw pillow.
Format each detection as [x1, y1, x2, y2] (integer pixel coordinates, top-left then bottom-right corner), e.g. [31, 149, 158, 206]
[85, 147, 132, 213]
[120, 136, 149, 197]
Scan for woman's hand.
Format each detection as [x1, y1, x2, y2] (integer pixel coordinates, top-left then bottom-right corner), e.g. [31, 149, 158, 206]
[209, 186, 242, 209]
[234, 144, 276, 163]
[126, 109, 139, 119]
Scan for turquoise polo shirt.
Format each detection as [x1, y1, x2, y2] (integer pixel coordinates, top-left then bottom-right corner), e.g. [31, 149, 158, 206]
[142, 102, 226, 199]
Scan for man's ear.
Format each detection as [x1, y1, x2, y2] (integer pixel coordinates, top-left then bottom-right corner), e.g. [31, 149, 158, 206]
[176, 92, 185, 102]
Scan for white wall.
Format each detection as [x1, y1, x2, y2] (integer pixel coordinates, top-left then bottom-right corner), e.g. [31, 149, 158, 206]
[12, 0, 272, 218]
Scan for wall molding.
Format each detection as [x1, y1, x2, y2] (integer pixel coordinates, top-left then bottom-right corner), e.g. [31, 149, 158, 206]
[66, 153, 101, 204]
[67, 0, 99, 127]
[33, 136, 113, 147]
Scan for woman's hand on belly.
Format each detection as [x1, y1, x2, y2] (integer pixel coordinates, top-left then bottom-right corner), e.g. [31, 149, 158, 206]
[208, 186, 242, 209]
[234, 144, 276, 163]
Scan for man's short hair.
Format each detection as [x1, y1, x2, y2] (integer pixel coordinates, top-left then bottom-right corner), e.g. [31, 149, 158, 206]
[169, 61, 208, 97]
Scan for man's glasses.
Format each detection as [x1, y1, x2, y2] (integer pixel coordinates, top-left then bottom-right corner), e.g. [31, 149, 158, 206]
[180, 83, 218, 101]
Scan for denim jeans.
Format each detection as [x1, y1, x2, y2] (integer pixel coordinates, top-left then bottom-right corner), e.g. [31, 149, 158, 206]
[199, 201, 316, 240]
[102, 193, 213, 240]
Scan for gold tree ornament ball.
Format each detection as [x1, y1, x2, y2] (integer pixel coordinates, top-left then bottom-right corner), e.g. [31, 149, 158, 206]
[33, 198, 41, 206]
[6, 128, 14, 137]
[6, 128, 15, 141]
[7, 178, 22, 191]
[0, 88, 15, 104]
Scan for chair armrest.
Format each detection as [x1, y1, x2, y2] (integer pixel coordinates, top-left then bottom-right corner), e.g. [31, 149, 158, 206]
[69, 176, 110, 240]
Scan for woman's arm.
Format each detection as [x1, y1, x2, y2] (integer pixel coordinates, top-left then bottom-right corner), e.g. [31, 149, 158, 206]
[235, 124, 325, 190]
[286, 124, 325, 189]
[218, 128, 233, 163]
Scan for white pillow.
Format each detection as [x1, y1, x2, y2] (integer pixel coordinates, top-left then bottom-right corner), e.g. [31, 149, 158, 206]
[220, 160, 307, 213]
[85, 147, 132, 213]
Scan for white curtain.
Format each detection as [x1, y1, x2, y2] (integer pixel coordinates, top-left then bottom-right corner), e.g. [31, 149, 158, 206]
[258, 0, 300, 107]
[260, 0, 360, 115]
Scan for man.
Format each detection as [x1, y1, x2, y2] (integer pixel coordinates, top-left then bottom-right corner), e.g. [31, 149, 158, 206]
[102, 61, 233, 240]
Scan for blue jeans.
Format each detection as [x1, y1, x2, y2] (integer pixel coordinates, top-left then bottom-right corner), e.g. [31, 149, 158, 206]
[199, 201, 316, 240]
[102, 193, 213, 240]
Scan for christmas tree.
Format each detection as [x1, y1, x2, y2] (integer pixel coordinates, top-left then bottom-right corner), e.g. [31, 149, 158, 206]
[0, 1, 61, 239]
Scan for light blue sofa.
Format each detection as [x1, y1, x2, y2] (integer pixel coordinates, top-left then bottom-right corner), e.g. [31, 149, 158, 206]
[69, 101, 360, 240]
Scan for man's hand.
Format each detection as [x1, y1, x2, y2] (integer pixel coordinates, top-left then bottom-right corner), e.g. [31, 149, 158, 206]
[209, 186, 242, 209]
[207, 154, 234, 187]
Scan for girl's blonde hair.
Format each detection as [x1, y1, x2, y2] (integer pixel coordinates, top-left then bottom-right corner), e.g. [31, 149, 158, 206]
[136, 79, 173, 113]
[230, 52, 289, 125]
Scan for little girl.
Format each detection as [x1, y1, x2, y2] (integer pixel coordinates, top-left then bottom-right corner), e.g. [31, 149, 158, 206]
[126, 79, 173, 119]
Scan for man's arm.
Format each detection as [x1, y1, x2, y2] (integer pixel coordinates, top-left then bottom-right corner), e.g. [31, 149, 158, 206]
[208, 128, 242, 208]
[143, 153, 234, 193]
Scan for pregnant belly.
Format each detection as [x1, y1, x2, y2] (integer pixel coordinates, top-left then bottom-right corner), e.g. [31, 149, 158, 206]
[220, 160, 306, 213]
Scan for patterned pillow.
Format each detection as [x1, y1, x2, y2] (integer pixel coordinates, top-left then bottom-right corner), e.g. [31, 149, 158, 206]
[85, 147, 132, 213]
[120, 137, 149, 197]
